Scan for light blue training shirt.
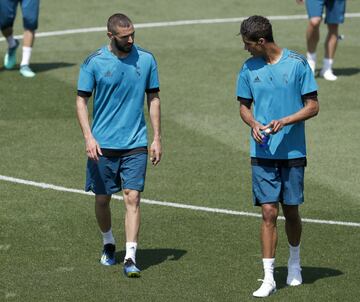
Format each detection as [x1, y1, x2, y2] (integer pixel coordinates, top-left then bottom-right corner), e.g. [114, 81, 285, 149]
[78, 44, 159, 149]
[236, 48, 318, 159]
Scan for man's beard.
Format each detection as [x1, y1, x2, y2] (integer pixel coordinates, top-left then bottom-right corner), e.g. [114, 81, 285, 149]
[114, 39, 133, 53]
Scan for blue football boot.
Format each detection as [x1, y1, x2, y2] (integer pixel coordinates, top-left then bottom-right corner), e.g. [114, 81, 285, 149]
[123, 258, 140, 278]
[20, 65, 36, 78]
[4, 39, 19, 70]
[100, 244, 116, 266]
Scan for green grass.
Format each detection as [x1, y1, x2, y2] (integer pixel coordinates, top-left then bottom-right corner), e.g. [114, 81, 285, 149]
[1, 0, 360, 301]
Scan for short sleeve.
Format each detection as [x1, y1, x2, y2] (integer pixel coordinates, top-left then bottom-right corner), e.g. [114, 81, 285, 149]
[146, 55, 160, 91]
[300, 61, 318, 96]
[236, 65, 253, 100]
[77, 63, 95, 93]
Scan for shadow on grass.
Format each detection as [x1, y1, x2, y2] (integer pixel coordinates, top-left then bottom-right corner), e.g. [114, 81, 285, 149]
[314, 67, 360, 77]
[275, 266, 343, 289]
[333, 67, 360, 76]
[0, 62, 75, 73]
[115, 248, 187, 271]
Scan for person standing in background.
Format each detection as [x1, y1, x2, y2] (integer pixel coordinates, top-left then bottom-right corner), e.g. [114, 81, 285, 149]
[0, 0, 40, 77]
[296, 0, 346, 81]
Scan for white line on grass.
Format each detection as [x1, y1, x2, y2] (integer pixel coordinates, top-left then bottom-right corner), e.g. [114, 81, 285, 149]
[0, 13, 360, 42]
[1, 174, 359, 227]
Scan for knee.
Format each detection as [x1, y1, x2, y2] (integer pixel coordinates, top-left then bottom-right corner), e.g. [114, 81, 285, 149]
[262, 207, 278, 225]
[95, 195, 111, 207]
[123, 189, 140, 208]
[283, 206, 300, 222]
[327, 24, 339, 35]
[309, 17, 322, 28]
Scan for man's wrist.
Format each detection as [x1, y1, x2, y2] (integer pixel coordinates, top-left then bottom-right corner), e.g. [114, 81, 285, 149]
[153, 135, 161, 142]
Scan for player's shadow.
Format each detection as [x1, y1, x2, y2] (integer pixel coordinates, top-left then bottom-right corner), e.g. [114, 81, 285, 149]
[115, 248, 187, 271]
[315, 67, 360, 77]
[25, 62, 75, 73]
[333, 68, 360, 76]
[275, 266, 343, 289]
[0, 62, 75, 73]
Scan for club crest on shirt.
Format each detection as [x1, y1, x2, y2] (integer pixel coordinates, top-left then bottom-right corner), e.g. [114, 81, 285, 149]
[283, 73, 289, 84]
[135, 65, 141, 76]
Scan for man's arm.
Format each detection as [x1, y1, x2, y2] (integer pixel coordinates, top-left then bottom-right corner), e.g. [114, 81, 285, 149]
[76, 95, 102, 161]
[239, 99, 264, 144]
[146, 92, 162, 165]
[267, 98, 319, 133]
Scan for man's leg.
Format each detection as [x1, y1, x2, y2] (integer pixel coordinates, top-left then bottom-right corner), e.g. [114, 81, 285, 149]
[282, 204, 302, 246]
[253, 203, 278, 298]
[123, 189, 141, 277]
[2, 26, 19, 69]
[2, 26, 13, 40]
[282, 204, 303, 286]
[305, 17, 322, 73]
[19, 29, 36, 77]
[95, 194, 112, 233]
[261, 203, 279, 259]
[325, 24, 339, 59]
[19, 0, 39, 77]
[0, 0, 19, 69]
[123, 189, 140, 260]
[95, 194, 116, 266]
[320, 24, 339, 80]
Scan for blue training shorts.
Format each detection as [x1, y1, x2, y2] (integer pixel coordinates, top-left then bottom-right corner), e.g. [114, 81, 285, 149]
[252, 165, 305, 207]
[306, 0, 346, 24]
[85, 152, 148, 195]
[0, 0, 40, 30]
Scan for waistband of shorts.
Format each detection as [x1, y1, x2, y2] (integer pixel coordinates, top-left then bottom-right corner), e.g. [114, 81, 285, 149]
[251, 157, 307, 168]
[100, 146, 148, 157]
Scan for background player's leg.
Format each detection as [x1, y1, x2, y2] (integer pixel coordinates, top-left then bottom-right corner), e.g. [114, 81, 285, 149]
[306, 17, 322, 73]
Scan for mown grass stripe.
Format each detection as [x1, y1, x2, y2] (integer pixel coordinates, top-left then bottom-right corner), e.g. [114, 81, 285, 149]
[1, 13, 360, 42]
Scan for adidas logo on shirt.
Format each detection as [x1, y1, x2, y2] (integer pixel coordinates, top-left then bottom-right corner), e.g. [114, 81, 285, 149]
[254, 76, 261, 83]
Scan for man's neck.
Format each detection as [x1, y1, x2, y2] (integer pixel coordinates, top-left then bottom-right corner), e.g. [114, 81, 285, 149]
[263, 43, 283, 64]
[108, 43, 130, 59]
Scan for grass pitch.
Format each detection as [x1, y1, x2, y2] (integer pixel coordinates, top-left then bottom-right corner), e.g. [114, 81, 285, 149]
[1, 0, 360, 301]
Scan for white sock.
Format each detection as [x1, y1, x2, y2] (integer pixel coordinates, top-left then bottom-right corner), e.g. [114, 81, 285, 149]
[6, 36, 17, 49]
[101, 229, 115, 246]
[20, 47, 32, 66]
[263, 258, 275, 282]
[323, 58, 334, 71]
[125, 242, 137, 263]
[288, 244, 301, 267]
[306, 52, 316, 62]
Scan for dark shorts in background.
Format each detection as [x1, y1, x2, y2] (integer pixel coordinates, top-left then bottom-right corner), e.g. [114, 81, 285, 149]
[252, 165, 305, 207]
[0, 0, 40, 30]
[85, 152, 148, 195]
[306, 0, 346, 24]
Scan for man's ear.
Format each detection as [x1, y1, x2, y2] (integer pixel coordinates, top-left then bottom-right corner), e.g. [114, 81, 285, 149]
[258, 38, 265, 45]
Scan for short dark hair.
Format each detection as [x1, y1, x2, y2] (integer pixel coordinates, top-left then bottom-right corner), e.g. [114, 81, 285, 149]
[107, 13, 133, 33]
[240, 15, 274, 43]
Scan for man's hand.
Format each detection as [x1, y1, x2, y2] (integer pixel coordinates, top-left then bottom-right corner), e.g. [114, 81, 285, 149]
[85, 136, 102, 161]
[150, 139, 162, 166]
[263, 119, 286, 134]
[252, 122, 266, 144]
